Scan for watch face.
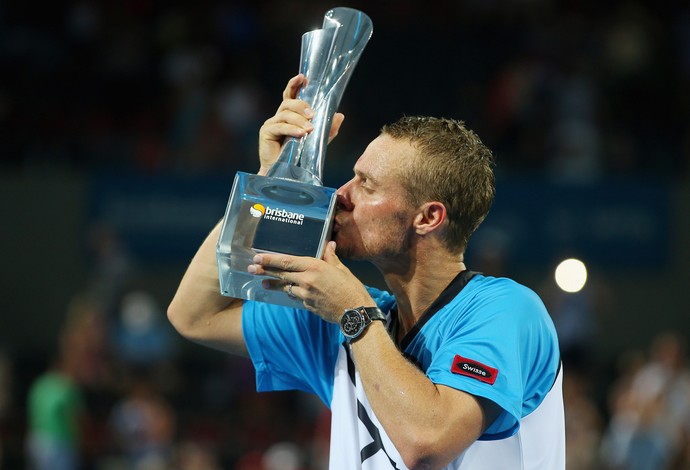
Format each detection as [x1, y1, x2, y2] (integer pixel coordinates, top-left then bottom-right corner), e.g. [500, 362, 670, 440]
[341, 309, 365, 337]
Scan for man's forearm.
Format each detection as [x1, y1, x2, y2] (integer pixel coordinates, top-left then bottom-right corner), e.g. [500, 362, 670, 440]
[167, 221, 247, 355]
[351, 323, 484, 470]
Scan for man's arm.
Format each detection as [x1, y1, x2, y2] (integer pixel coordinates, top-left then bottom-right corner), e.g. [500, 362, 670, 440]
[249, 243, 497, 469]
[168, 74, 344, 355]
[350, 322, 492, 469]
[167, 221, 247, 354]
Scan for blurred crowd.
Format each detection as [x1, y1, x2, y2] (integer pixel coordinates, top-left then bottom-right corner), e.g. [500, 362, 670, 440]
[2, 224, 331, 469]
[2, 0, 690, 469]
[1, 0, 689, 180]
[13, 290, 331, 470]
[559, 330, 690, 470]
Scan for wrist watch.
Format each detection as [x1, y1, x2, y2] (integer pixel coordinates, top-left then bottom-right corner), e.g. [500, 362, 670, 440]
[340, 306, 386, 342]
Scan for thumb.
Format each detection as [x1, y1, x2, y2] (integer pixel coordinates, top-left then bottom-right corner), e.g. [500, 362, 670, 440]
[328, 113, 345, 143]
[323, 241, 340, 265]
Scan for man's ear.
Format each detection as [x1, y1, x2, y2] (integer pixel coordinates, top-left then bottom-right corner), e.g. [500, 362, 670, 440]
[413, 201, 447, 235]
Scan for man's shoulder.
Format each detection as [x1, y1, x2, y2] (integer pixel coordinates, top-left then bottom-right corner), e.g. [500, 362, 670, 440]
[467, 272, 531, 290]
[455, 274, 552, 331]
[465, 274, 544, 305]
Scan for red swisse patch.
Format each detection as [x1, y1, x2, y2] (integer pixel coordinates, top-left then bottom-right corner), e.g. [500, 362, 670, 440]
[451, 355, 498, 385]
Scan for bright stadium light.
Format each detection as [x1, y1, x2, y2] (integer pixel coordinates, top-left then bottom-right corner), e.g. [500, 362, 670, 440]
[554, 258, 588, 293]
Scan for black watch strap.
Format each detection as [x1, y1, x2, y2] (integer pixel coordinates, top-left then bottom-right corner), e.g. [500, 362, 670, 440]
[360, 306, 386, 323]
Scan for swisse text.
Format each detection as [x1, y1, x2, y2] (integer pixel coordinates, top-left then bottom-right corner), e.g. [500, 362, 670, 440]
[463, 363, 489, 377]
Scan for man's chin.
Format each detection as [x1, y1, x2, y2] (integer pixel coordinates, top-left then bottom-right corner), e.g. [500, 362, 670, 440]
[331, 235, 357, 260]
[334, 245, 368, 262]
[332, 239, 350, 259]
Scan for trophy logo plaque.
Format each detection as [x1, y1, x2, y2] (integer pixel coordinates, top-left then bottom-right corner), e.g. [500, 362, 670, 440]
[216, 8, 373, 307]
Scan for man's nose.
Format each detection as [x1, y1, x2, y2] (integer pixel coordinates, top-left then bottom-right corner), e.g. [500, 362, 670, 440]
[336, 182, 354, 211]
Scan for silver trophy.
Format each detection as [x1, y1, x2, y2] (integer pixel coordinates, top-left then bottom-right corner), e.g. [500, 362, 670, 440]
[216, 8, 373, 307]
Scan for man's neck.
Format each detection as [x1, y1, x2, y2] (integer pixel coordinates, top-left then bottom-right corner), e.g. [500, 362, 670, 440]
[380, 252, 466, 341]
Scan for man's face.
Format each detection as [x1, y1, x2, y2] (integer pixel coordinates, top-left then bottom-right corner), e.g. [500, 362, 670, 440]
[333, 134, 419, 265]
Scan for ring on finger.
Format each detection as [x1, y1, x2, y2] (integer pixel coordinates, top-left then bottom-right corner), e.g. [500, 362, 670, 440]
[287, 283, 297, 298]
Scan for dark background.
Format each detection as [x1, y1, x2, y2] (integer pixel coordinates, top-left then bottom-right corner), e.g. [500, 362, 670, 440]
[1, 1, 689, 469]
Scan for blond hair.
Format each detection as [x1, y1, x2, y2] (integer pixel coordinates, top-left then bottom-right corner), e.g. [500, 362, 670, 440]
[382, 116, 495, 253]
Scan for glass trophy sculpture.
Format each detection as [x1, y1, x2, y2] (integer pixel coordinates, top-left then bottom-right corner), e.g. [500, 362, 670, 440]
[216, 8, 373, 308]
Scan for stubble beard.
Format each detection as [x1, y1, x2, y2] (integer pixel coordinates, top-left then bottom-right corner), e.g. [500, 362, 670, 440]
[333, 225, 414, 270]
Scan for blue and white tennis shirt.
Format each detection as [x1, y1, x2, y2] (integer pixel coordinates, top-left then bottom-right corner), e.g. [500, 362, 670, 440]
[242, 272, 565, 469]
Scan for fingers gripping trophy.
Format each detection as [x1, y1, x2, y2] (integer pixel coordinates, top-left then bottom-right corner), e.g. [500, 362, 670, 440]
[216, 8, 373, 308]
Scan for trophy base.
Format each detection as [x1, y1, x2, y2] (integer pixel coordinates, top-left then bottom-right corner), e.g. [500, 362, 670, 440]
[216, 172, 337, 308]
[217, 253, 305, 309]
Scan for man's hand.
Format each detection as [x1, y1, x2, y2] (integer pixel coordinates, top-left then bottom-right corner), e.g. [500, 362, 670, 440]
[258, 74, 345, 176]
[247, 241, 372, 322]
